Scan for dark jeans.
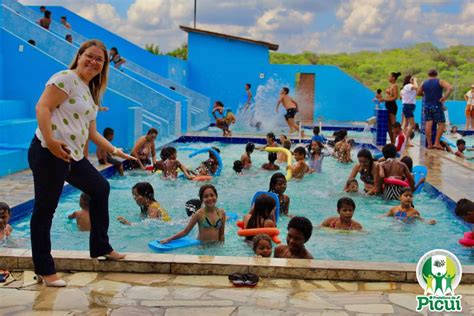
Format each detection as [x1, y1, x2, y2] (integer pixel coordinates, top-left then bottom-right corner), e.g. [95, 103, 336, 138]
[28, 136, 113, 275]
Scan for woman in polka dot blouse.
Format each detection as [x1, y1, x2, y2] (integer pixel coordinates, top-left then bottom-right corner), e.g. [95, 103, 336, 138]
[28, 40, 136, 287]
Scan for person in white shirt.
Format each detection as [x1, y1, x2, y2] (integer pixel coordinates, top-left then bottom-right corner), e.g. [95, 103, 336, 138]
[400, 75, 418, 146]
[29, 40, 135, 287]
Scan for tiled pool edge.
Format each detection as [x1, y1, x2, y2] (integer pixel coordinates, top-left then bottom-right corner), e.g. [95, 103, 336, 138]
[2, 248, 473, 283]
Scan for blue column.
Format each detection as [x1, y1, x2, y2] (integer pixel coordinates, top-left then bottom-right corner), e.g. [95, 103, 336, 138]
[373, 109, 388, 146]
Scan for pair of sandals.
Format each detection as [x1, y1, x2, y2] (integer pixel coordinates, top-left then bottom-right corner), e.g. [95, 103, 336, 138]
[228, 273, 259, 287]
[0, 270, 10, 283]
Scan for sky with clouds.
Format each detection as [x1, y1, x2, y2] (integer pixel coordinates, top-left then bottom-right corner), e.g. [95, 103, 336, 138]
[19, 0, 474, 54]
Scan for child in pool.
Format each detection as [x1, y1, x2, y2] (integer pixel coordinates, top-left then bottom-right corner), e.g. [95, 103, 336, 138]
[449, 126, 462, 140]
[307, 140, 328, 173]
[321, 197, 363, 230]
[153, 147, 172, 172]
[257, 132, 279, 150]
[455, 198, 474, 224]
[277, 140, 292, 163]
[118, 182, 171, 225]
[379, 144, 414, 200]
[262, 152, 280, 171]
[455, 139, 474, 160]
[243, 194, 276, 233]
[0, 202, 12, 239]
[274, 216, 313, 259]
[161, 184, 226, 243]
[269, 173, 291, 217]
[345, 179, 359, 193]
[67, 193, 91, 231]
[400, 156, 426, 192]
[334, 137, 354, 163]
[392, 122, 407, 155]
[386, 188, 436, 224]
[196, 147, 221, 175]
[97, 127, 124, 176]
[233, 160, 243, 175]
[312, 126, 326, 143]
[287, 147, 312, 179]
[241, 143, 255, 169]
[161, 147, 194, 179]
[253, 234, 273, 258]
[279, 134, 288, 144]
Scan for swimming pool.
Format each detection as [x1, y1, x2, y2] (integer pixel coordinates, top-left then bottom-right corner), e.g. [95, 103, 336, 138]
[7, 140, 472, 265]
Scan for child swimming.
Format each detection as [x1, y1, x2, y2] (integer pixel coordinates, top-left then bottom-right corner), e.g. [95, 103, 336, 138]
[257, 132, 279, 150]
[269, 173, 291, 217]
[274, 216, 313, 259]
[345, 149, 379, 195]
[262, 152, 280, 171]
[321, 197, 363, 230]
[334, 137, 354, 163]
[386, 188, 436, 224]
[307, 140, 327, 173]
[161, 184, 226, 243]
[311, 126, 325, 143]
[97, 127, 124, 176]
[117, 182, 171, 225]
[455, 198, 474, 224]
[379, 144, 414, 200]
[344, 179, 359, 193]
[287, 147, 312, 179]
[161, 147, 194, 179]
[233, 160, 243, 175]
[253, 234, 273, 258]
[0, 202, 12, 239]
[67, 193, 91, 231]
[400, 156, 426, 192]
[455, 139, 473, 160]
[243, 194, 276, 240]
[196, 147, 221, 175]
[241, 143, 255, 169]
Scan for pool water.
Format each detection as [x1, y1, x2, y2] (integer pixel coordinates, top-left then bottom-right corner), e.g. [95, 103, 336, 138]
[7, 141, 473, 264]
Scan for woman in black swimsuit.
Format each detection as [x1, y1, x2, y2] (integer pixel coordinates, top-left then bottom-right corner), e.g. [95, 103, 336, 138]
[345, 149, 379, 195]
[382, 72, 401, 144]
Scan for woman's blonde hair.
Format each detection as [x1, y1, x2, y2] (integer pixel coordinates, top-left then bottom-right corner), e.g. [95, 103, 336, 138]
[69, 40, 109, 105]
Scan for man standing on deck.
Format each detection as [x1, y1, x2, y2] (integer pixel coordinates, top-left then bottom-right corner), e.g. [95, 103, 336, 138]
[417, 69, 452, 149]
[276, 87, 300, 134]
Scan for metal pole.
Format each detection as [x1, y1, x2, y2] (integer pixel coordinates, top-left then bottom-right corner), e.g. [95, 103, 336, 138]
[194, 0, 197, 28]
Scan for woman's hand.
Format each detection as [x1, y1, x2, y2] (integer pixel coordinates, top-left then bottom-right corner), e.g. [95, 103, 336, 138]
[115, 148, 137, 161]
[46, 139, 71, 162]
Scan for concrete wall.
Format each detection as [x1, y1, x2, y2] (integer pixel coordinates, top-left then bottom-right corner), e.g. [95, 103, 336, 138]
[187, 32, 270, 114]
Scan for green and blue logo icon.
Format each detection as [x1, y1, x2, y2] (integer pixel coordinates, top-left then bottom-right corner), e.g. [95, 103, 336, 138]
[416, 249, 462, 312]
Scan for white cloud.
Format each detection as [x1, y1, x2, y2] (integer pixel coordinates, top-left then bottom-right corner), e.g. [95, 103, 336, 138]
[17, 0, 474, 54]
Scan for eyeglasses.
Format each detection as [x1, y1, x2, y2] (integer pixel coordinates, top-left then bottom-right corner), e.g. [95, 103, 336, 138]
[83, 53, 105, 64]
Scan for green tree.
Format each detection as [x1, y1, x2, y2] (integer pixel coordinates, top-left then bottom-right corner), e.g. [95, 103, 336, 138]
[167, 44, 188, 60]
[145, 44, 162, 55]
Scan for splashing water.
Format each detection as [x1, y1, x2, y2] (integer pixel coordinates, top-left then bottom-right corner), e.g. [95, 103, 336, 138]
[235, 78, 290, 132]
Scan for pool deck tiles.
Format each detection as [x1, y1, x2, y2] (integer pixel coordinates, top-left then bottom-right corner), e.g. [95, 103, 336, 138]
[1, 270, 474, 315]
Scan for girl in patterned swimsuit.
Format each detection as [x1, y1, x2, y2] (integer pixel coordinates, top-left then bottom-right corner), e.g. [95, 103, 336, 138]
[386, 188, 436, 225]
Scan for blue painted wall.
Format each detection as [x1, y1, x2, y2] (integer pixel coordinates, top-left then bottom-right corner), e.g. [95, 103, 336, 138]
[29, 5, 188, 85]
[187, 32, 270, 113]
[1, 29, 140, 150]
